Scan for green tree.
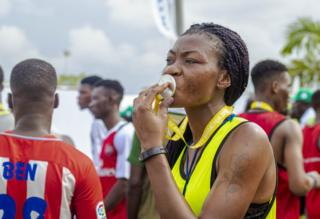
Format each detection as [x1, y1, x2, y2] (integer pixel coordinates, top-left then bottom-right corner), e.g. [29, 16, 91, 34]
[58, 72, 86, 88]
[281, 17, 320, 84]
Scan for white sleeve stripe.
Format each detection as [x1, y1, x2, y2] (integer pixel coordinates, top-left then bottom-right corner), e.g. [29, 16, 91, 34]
[59, 167, 76, 219]
[0, 157, 9, 193]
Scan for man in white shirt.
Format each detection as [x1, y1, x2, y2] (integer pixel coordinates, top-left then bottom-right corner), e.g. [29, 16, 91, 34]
[90, 79, 134, 218]
[78, 76, 107, 167]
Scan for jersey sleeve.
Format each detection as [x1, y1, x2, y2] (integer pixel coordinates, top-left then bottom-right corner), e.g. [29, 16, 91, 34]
[90, 120, 107, 168]
[72, 160, 107, 219]
[114, 124, 134, 179]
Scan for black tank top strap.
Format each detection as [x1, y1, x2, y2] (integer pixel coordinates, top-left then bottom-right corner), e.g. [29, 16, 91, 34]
[210, 120, 249, 187]
[268, 118, 287, 140]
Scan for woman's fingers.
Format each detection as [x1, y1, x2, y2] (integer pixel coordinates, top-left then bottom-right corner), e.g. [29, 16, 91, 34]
[134, 83, 170, 113]
[143, 83, 170, 106]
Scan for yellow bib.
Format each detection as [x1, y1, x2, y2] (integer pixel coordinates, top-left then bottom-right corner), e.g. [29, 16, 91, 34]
[171, 116, 276, 218]
[0, 103, 10, 116]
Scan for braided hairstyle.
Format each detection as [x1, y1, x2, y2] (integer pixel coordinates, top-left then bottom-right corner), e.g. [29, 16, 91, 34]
[182, 23, 249, 105]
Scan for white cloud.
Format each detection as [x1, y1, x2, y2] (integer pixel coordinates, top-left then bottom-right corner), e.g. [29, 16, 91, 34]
[4, 0, 320, 93]
[184, 0, 320, 67]
[0, 0, 11, 16]
[47, 26, 111, 75]
[12, 0, 54, 16]
[68, 26, 116, 64]
[64, 26, 167, 71]
[63, 26, 140, 73]
[0, 26, 39, 58]
[104, 0, 154, 28]
[239, 25, 282, 65]
[137, 38, 169, 69]
[47, 26, 168, 92]
[0, 26, 40, 74]
[0, 0, 53, 17]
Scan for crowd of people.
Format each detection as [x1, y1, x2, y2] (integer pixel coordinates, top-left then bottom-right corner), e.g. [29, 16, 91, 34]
[1, 22, 320, 219]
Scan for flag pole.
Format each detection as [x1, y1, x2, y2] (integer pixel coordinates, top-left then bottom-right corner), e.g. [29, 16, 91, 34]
[174, 0, 184, 35]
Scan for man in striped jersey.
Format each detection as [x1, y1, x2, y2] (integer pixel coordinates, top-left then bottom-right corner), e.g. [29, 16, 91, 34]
[0, 59, 106, 219]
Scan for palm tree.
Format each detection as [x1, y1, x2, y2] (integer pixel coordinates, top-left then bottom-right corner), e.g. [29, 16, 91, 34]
[281, 17, 320, 83]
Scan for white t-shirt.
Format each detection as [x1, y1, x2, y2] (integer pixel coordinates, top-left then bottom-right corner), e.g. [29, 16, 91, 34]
[91, 119, 108, 168]
[108, 121, 134, 179]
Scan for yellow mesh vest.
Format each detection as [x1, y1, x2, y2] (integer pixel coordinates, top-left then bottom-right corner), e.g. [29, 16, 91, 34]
[0, 103, 10, 116]
[171, 117, 276, 218]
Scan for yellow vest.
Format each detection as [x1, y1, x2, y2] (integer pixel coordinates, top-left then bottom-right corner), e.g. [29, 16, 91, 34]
[0, 103, 10, 116]
[171, 117, 276, 218]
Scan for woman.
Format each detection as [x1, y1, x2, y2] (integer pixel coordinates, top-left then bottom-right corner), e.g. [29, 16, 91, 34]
[133, 23, 276, 219]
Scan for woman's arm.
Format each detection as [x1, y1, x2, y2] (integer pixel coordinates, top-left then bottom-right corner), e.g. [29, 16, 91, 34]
[142, 123, 274, 219]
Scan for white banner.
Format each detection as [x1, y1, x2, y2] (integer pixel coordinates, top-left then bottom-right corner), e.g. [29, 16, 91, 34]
[151, 0, 177, 40]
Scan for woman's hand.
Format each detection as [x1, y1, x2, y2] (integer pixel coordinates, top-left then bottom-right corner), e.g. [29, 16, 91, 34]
[133, 83, 174, 151]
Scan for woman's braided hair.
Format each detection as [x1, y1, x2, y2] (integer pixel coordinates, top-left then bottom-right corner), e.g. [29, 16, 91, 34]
[182, 23, 249, 105]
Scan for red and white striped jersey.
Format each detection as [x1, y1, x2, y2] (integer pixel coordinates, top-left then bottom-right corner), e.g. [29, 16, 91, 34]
[0, 131, 106, 219]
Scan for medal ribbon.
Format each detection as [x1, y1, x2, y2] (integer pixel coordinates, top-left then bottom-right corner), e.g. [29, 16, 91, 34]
[154, 95, 234, 149]
[166, 105, 234, 149]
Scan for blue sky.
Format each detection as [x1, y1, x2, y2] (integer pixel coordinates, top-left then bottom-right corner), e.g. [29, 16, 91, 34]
[0, 0, 320, 93]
